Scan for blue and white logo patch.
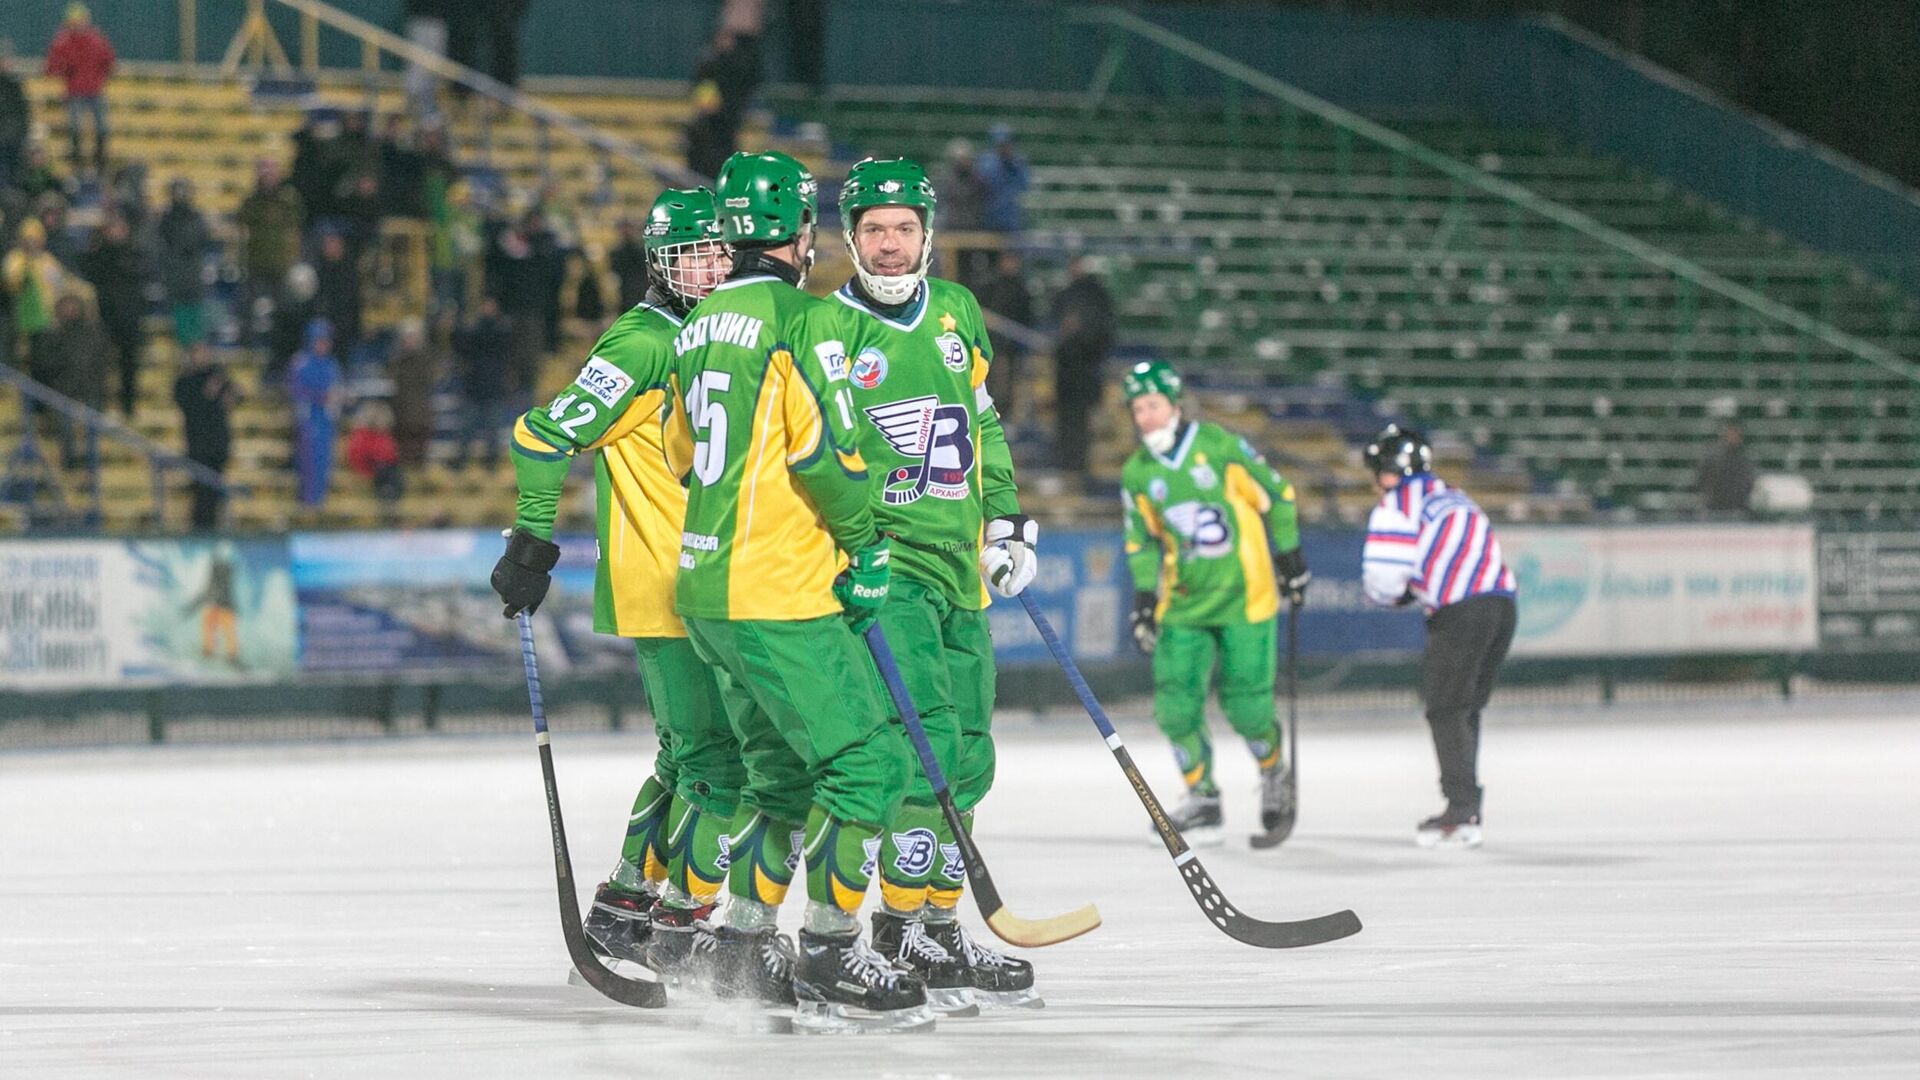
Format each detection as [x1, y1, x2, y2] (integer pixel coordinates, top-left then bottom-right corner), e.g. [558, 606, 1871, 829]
[935, 332, 968, 373]
[864, 395, 975, 504]
[815, 340, 849, 383]
[890, 827, 939, 877]
[1149, 477, 1169, 503]
[860, 835, 881, 879]
[786, 828, 805, 874]
[851, 347, 889, 389]
[938, 842, 966, 883]
[575, 356, 633, 408]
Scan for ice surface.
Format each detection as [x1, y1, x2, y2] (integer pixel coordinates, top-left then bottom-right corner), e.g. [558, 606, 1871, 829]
[4, 696, 1919, 1078]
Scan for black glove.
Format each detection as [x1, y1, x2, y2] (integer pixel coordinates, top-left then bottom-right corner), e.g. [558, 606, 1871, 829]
[491, 527, 561, 618]
[1129, 590, 1159, 654]
[1275, 547, 1311, 607]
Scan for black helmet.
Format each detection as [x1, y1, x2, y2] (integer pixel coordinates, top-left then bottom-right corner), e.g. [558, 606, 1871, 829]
[1363, 423, 1433, 477]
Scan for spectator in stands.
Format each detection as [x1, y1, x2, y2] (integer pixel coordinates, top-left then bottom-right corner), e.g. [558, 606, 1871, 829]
[975, 247, 1034, 424]
[14, 146, 63, 204]
[0, 43, 28, 194]
[155, 179, 213, 348]
[976, 124, 1030, 233]
[1050, 256, 1114, 477]
[1697, 422, 1756, 517]
[429, 177, 480, 319]
[402, 0, 453, 119]
[78, 212, 147, 417]
[609, 218, 647, 312]
[346, 401, 405, 521]
[289, 318, 343, 510]
[378, 115, 430, 222]
[388, 315, 438, 469]
[4, 218, 79, 368]
[266, 262, 319, 387]
[335, 171, 384, 259]
[290, 110, 342, 222]
[313, 228, 363, 362]
[236, 159, 304, 346]
[43, 4, 114, 174]
[484, 213, 553, 397]
[103, 160, 145, 230]
[483, 0, 530, 91]
[172, 341, 237, 530]
[684, 20, 763, 180]
[571, 251, 605, 326]
[34, 196, 82, 272]
[937, 138, 986, 232]
[37, 292, 109, 466]
[450, 294, 511, 470]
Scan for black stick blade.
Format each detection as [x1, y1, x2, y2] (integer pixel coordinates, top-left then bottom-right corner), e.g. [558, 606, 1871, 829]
[1176, 850, 1363, 949]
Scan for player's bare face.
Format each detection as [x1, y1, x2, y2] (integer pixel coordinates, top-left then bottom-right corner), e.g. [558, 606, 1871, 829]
[854, 207, 924, 277]
[679, 240, 731, 299]
[1130, 394, 1176, 437]
[1376, 472, 1402, 493]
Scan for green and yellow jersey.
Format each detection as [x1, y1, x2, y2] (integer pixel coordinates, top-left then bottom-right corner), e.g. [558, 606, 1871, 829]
[511, 297, 693, 638]
[832, 278, 1018, 611]
[1122, 421, 1300, 626]
[668, 272, 874, 621]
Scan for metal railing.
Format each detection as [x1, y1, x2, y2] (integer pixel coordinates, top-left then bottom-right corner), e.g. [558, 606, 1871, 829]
[1, 366, 245, 531]
[212, 0, 702, 187]
[1068, 6, 1920, 391]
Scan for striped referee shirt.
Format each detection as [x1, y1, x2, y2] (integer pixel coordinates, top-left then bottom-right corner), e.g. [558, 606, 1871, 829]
[1362, 474, 1516, 612]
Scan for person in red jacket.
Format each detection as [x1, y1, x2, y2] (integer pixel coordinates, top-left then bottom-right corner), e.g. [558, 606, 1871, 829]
[44, 3, 115, 172]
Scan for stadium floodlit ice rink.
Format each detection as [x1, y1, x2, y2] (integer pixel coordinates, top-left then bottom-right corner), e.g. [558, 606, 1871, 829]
[7, 692, 1918, 1078]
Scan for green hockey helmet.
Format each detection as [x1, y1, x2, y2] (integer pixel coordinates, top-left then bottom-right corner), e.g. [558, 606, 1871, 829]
[642, 186, 726, 314]
[715, 150, 819, 248]
[839, 157, 938, 305]
[1123, 359, 1183, 404]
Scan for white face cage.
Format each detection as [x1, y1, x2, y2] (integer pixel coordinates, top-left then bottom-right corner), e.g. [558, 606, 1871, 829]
[845, 215, 933, 306]
[651, 239, 731, 306]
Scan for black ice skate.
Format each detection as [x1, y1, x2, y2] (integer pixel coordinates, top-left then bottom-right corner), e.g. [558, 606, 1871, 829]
[710, 925, 798, 1008]
[1159, 789, 1224, 847]
[926, 919, 1043, 1010]
[1251, 763, 1297, 849]
[644, 901, 718, 987]
[583, 882, 655, 966]
[871, 910, 978, 1017]
[792, 928, 936, 1034]
[1416, 803, 1483, 849]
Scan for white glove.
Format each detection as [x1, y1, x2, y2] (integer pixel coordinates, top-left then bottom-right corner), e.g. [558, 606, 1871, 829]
[980, 514, 1038, 598]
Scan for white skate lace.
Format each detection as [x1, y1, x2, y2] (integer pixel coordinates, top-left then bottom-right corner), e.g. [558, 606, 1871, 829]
[689, 922, 719, 960]
[952, 923, 1013, 970]
[900, 922, 957, 966]
[845, 937, 906, 989]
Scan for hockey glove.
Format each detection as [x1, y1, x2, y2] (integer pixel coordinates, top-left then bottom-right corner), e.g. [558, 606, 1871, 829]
[1129, 590, 1159, 654]
[1275, 547, 1311, 607]
[833, 536, 892, 633]
[979, 514, 1039, 598]
[491, 527, 561, 618]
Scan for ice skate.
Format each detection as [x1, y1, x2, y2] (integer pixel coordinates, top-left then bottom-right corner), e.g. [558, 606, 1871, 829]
[926, 919, 1043, 1009]
[870, 910, 978, 1017]
[643, 902, 718, 987]
[792, 929, 936, 1034]
[1160, 789, 1224, 847]
[710, 925, 798, 1007]
[582, 882, 655, 966]
[1416, 804, 1483, 849]
[1251, 763, 1297, 848]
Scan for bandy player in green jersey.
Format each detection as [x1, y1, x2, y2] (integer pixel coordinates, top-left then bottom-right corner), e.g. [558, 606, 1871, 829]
[830, 158, 1041, 1011]
[668, 150, 932, 1032]
[489, 188, 743, 972]
[1120, 360, 1311, 844]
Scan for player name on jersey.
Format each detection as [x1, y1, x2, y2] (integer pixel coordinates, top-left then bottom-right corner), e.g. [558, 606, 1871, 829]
[673, 311, 766, 354]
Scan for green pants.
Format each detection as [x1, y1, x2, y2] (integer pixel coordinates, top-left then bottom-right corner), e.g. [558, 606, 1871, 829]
[866, 577, 997, 912]
[614, 637, 741, 902]
[636, 636, 742, 816]
[1153, 619, 1281, 793]
[686, 614, 908, 826]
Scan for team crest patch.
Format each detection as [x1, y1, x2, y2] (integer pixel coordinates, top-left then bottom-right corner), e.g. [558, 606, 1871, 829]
[1189, 463, 1218, 489]
[815, 340, 849, 382]
[860, 835, 881, 879]
[935, 332, 968, 372]
[851, 346, 889, 389]
[890, 828, 938, 877]
[1149, 477, 1169, 503]
[865, 395, 976, 504]
[574, 356, 633, 408]
[938, 842, 966, 883]
[786, 828, 806, 874]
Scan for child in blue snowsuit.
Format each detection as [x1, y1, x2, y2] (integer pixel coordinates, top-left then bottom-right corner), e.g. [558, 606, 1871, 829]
[288, 318, 342, 508]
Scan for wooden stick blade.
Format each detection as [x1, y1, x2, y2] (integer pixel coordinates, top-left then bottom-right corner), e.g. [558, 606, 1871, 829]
[985, 903, 1104, 948]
